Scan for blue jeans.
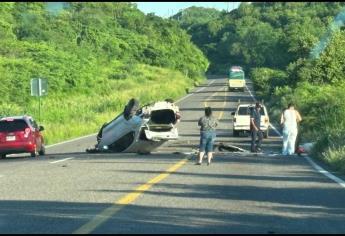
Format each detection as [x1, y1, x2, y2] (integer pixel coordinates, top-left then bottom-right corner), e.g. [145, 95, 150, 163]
[199, 131, 216, 153]
[251, 129, 263, 152]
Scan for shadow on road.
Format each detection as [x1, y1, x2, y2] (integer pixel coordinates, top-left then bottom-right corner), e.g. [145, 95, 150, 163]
[2, 152, 345, 233]
[1, 195, 343, 234]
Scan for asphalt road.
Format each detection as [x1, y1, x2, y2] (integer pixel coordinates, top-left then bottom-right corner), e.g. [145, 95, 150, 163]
[0, 77, 345, 234]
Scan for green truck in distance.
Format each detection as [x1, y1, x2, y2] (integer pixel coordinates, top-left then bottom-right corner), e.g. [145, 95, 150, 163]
[228, 66, 246, 92]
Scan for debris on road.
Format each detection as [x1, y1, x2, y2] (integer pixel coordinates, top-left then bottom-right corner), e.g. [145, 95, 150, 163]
[297, 142, 315, 156]
[216, 143, 247, 153]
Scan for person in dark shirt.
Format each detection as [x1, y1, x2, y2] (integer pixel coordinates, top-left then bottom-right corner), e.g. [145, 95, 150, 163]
[250, 102, 263, 153]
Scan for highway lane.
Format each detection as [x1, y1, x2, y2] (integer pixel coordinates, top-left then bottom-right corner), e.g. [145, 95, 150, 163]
[0, 77, 345, 233]
[159, 77, 282, 154]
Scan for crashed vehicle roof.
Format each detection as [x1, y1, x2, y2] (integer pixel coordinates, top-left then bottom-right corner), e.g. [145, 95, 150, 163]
[87, 99, 180, 154]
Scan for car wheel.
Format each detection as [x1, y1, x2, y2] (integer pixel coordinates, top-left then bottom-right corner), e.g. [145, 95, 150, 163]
[1, 154, 6, 159]
[233, 130, 239, 137]
[39, 144, 46, 156]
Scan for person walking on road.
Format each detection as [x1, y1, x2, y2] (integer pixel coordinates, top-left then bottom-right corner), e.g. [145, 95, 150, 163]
[280, 103, 302, 156]
[250, 102, 263, 153]
[197, 107, 219, 165]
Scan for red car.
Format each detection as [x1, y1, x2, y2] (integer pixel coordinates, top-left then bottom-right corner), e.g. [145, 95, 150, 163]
[0, 115, 45, 159]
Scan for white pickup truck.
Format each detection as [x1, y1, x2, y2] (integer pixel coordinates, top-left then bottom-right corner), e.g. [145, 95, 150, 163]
[231, 104, 270, 138]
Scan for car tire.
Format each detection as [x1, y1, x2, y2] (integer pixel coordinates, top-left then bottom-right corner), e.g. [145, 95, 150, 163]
[1, 154, 6, 159]
[233, 130, 239, 137]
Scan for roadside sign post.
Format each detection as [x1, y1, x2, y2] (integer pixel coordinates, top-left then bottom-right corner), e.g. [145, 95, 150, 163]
[31, 78, 47, 122]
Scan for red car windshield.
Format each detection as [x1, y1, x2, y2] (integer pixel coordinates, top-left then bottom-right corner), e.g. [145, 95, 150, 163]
[0, 120, 29, 132]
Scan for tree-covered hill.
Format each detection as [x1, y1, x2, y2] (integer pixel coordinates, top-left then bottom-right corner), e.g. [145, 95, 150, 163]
[173, 2, 345, 74]
[0, 2, 209, 144]
[170, 6, 223, 31]
[174, 2, 345, 173]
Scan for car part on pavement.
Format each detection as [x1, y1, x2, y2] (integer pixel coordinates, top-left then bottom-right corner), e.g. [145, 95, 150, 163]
[216, 143, 246, 152]
[297, 142, 315, 156]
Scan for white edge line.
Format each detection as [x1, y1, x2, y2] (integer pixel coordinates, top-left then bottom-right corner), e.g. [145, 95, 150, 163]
[46, 133, 97, 149]
[269, 124, 283, 138]
[270, 118, 345, 188]
[176, 80, 216, 104]
[247, 82, 345, 189]
[245, 84, 256, 101]
[50, 157, 74, 164]
[304, 155, 345, 188]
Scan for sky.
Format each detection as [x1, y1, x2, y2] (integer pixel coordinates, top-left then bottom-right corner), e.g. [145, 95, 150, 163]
[134, 2, 241, 18]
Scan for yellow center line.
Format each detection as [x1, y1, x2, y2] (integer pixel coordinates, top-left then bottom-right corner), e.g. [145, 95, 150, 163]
[73, 158, 188, 234]
[74, 81, 228, 234]
[203, 86, 227, 120]
[203, 84, 225, 107]
[217, 87, 227, 120]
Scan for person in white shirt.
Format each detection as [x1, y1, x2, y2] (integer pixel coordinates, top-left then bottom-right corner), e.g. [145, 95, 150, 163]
[280, 103, 302, 156]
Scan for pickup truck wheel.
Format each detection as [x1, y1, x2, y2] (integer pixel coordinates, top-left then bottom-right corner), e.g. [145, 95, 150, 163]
[39, 144, 46, 156]
[233, 130, 239, 137]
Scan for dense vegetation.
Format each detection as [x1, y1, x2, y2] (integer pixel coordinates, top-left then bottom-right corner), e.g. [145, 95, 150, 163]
[171, 6, 223, 31]
[174, 2, 345, 173]
[2, 2, 345, 173]
[0, 2, 209, 144]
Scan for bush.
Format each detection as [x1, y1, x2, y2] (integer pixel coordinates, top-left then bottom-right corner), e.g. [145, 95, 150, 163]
[250, 67, 288, 98]
[311, 130, 345, 174]
[323, 146, 345, 174]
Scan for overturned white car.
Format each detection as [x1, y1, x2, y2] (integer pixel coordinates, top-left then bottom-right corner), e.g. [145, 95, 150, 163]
[86, 98, 180, 153]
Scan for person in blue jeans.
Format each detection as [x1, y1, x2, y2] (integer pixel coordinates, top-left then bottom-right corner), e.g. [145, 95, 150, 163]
[196, 107, 219, 165]
[250, 102, 263, 153]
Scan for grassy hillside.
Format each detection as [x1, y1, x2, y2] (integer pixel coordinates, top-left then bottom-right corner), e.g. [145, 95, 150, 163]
[35, 64, 199, 144]
[0, 2, 208, 144]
